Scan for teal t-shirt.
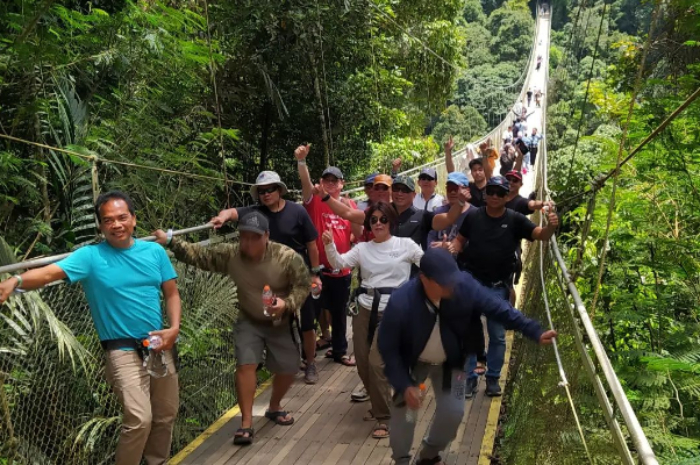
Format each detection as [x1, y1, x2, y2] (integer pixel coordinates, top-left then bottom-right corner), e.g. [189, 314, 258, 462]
[56, 240, 178, 341]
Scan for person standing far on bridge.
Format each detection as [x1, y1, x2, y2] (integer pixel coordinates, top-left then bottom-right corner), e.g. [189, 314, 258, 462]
[526, 87, 533, 107]
[209, 170, 323, 385]
[535, 87, 544, 107]
[295, 144, 357, 367]
[0, 191, 182, 465]
[414, 167, 444, 213]
[378, 248, 557, 465]
[524, 127, 544, 168]
[155, 211, 310, 445]
[438, 176, 559, 397]
[324, 201, 424, 439]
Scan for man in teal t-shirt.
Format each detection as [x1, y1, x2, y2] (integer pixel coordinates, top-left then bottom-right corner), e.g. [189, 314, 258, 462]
[0, 191, 182, 465]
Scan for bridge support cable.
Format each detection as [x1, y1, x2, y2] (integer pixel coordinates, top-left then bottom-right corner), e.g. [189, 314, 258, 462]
[0, 223, 215, 275]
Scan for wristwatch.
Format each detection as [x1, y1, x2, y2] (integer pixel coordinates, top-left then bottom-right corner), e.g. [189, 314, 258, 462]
[321, 193, 331, 202]
[311, 265, 324, 276]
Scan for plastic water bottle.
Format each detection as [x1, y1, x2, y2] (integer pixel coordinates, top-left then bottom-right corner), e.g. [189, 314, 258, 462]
[405, 383, 427, 423]
[144, 334, 162, 350]
[262, 285, 276, 317]
[311, 283, 321, 300]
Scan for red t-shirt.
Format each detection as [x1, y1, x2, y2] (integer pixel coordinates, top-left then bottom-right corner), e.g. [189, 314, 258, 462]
[304, 194, 357, 277]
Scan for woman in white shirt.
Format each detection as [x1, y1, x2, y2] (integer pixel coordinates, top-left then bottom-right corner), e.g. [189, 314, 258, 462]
[323, 201, 423, 439]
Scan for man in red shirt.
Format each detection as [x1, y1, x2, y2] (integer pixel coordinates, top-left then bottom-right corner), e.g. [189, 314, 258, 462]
[295, 144, 357, 366]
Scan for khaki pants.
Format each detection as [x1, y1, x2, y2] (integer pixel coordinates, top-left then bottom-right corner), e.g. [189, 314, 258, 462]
[353, 305, 392, 420]
[105, 350, 179, 465]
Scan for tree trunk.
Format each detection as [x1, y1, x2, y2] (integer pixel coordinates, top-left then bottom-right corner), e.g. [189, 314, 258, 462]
[258, 102, 272, 174]
[307, 46, 330, 167]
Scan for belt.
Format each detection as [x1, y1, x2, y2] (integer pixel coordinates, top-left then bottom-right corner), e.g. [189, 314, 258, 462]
[355, 286, 396, 344]
[101, 338, 180, 371]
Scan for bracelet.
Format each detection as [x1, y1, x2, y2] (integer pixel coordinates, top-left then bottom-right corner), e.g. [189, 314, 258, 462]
[321, 193, 331, 202]
[297, 160, 307, 166]
[12, 274, 23, 289]
[166, 229, 173, 245]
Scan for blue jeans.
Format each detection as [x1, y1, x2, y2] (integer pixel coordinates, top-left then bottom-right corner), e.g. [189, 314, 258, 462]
[466, 285, 510, 380]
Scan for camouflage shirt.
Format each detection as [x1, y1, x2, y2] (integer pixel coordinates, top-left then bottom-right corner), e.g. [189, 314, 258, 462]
[170, 239, 311, 322]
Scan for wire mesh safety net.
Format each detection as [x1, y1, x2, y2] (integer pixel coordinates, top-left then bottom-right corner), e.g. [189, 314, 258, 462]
[0, 234, 248, 465]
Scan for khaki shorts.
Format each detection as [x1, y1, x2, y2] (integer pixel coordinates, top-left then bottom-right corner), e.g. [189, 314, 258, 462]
[234, 314, 300, 374]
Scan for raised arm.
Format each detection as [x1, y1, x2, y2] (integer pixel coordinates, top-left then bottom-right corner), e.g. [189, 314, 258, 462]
[513, 145, 524, 172]
[321, 189, 365, 225]
[0, 264, 67, 304]
[322, 231, 361, 269]
[295, 144, 314, 202]
[154, 231, 236, 275]
[444, 136, 455, 174]
[211, 207, 240, 229]
[432, 188, 470, 231]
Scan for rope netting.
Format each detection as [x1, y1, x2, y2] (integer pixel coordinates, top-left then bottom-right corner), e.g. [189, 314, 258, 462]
[0, 232, 251, 464]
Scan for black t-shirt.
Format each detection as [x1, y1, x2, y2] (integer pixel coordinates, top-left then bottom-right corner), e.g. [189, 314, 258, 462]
[392, 205, 433, 250]
[506, 195, 535, 215]
[469, 182, 486, 208]
[237, 202, 318, 266]
[457, 207, 536, 283]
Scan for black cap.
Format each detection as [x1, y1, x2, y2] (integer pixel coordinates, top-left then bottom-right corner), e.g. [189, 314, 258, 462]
[322, 166, 344, 180]
[486, 176, 510, 192]
[420, 248, 461, 287]
[238, 211, 269, 235]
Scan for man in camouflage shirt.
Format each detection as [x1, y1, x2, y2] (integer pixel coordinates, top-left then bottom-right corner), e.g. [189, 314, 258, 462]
[155, 211, 310, 445]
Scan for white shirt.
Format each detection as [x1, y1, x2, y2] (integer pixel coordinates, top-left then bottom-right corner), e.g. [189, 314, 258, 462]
[418, 300, 447, 364]
[413, 193, 444, 212]
[325, 236, 423, 311]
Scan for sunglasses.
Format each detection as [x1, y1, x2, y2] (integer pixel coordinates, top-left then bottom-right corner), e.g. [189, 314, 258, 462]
[418, 176, 435, 182]
[506, 177, 521, 183]
[393, 185, 414, 194]
[373, 184, 390, 191]
[370, 215, 389, 225]
[364, 183, 374, 189]
[258, 186, 278, 195]
[485, 187, 508, 198]
[446, 184, 460, 192]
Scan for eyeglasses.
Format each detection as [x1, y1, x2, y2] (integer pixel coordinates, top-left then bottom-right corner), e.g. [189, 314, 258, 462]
[393, 185, 413, 194]
[370, 215, 389, 225]
[485, 187, 508, 198]
[506, 177, 521, 184]
[257, 186, 278, 195]
[418, 176, 435, 182]
[373, 184, 390, 191]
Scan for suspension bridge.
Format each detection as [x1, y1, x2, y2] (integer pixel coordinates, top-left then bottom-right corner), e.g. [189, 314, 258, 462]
[0, 6, 665, 465]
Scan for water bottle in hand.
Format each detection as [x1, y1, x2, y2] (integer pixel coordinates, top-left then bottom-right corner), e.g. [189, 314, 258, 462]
[406, 383, 427, 423]
[144, 334, 163, 350]
[311, 283, 321, 300]
[262, 285, 275, 317]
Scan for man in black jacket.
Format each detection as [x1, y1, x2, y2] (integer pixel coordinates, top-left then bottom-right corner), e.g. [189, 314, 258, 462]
[378, 248, 556, 465]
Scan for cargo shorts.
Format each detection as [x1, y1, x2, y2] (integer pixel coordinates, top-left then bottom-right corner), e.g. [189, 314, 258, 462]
[234, 313, 300, 375]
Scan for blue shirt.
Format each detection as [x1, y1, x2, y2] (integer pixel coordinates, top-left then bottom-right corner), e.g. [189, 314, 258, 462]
[56, 240, 177, 341]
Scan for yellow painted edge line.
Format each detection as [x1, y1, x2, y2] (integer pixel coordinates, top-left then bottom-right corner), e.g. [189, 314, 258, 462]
[170, 377, 274, 465]
[478, 236, 534, 465]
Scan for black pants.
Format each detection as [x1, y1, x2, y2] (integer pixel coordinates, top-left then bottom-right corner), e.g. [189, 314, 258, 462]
[529, 146, 539, 166]
[321, 274, 352, 358]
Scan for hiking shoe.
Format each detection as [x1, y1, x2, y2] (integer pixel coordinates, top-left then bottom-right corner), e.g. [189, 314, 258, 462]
[465, 377, 478, 399]
[304, 363, 318, 385]
[351, 387, 370, 402]
[485, 377, 502, 397]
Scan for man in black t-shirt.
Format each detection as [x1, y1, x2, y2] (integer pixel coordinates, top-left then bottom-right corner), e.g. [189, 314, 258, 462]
[391, 175, 434, 249]
[449, 176, 559, 398]
[504, 170, 551, 215]
[467, 157, 493, 208]
[211, 171, 323, 385]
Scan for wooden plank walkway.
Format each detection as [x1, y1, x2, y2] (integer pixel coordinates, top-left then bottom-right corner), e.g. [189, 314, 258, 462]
[172, 318, 513, 465]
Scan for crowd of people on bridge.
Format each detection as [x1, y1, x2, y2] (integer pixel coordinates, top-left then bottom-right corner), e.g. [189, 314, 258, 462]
[0, 126, 556, 464]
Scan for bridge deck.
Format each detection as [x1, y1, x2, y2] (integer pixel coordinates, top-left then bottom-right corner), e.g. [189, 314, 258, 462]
[173, 330, 513, 465]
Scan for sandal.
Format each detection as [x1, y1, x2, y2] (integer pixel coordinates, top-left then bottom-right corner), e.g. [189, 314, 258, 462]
[325, 349, 334, 359]
[265, 410, 294, 426]
[372, 423, 390, 439]
[335, 355, 356, 367]
[316, 338, 331, 351]
[474, 361, 486, 376]
[233, 427, 254, 445]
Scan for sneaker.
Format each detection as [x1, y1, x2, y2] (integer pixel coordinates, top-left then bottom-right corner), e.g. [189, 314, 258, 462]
[304, 363, 318, 385]
[351, 387, 370, 402]
[485, 377, 502, 397]
[465, 377, 478, 399]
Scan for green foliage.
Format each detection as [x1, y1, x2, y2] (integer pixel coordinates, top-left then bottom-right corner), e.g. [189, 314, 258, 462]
[431, 104, 488, 147]
[368, 136, 440, 174]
